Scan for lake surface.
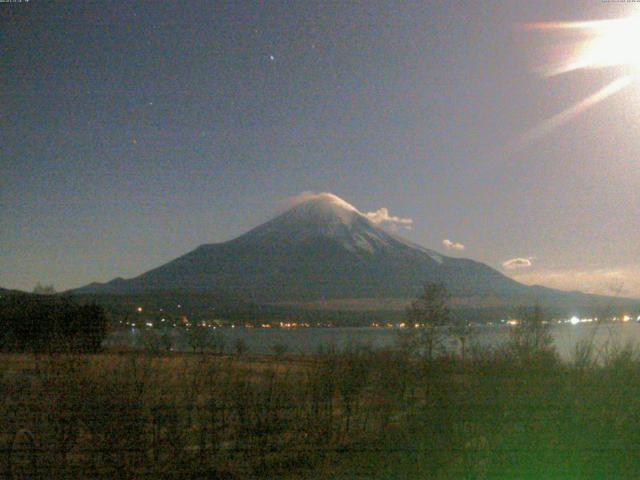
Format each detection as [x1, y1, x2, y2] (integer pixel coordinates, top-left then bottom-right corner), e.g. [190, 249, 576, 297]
[109, 322, 640, 361]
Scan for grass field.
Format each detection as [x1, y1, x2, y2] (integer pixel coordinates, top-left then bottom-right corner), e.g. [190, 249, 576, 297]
[2, 338, 640, 479]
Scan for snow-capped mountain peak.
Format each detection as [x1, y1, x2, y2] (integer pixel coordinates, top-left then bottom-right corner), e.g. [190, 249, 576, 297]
[286, 193, 362, 225]
[73, 193, 546, 305]
[240, 193, 398, 254]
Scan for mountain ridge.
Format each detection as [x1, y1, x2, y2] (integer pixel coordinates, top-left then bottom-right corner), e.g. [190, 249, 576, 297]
[71, 194, 637, 310]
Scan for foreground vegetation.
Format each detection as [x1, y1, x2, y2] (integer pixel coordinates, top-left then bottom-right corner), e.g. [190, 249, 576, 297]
[2, 287, 640, 478]
[2, 333, 640, 479]
[0, 294, 107, 353]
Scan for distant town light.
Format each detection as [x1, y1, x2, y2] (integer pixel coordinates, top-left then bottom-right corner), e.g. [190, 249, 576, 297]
[570, 316, 580, 325]
[136, 307, 143, 312]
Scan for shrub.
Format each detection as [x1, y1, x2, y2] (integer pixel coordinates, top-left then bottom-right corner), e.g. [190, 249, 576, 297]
[0, 294, 108, 353]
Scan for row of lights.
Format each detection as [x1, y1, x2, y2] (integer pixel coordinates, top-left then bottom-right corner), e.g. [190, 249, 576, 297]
[133, 306, 640, 330]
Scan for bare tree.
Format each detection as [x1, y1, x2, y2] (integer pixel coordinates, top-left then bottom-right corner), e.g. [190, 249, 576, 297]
[184, 325, 210, 354]
[33, 283, 56, 295]
[402, 283, 451, 360]
[234, 338, 248, 357]
[509, 304, 554, 360]
[450, 316, 474, 362]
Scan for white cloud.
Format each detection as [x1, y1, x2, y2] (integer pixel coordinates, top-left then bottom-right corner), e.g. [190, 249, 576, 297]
[286, 192, 414, 227]
[363, 207, 413, 226]
[442, 239, 465, 251]
[502, 257, 533, 270]
[286, 191, 358, 212]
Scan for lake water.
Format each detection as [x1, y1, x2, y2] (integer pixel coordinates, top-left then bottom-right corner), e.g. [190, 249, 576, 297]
[109, 322, 640, 361]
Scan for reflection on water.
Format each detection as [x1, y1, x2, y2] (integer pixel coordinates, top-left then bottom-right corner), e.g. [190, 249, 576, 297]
[108, 322, 640, 361]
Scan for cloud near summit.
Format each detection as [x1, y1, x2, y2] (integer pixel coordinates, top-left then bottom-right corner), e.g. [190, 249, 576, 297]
[364, 207, 413, 225]
[287, 191, 358, 212]
[502, 258, 533, 270]
[287, 192, 414, 226]
[442, 239, 465, 251]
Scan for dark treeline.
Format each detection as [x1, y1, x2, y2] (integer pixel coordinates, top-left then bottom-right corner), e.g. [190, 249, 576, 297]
[0, 293, 108, 353]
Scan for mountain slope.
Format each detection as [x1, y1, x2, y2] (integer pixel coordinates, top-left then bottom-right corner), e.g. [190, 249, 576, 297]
[72, 194, 632, 308]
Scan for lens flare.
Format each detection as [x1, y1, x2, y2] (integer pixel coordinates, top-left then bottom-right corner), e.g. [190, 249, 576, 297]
[523, 15, 640, 77]
[506, 75, 632, 155]
[505, 15, 640, 155]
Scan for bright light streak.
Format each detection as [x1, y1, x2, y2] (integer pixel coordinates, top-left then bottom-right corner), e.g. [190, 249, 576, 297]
[570, 316, 580, 325]
[523, 16, 640, 77]
[506, 75, 633, 155]
[503, 14, 640, 156]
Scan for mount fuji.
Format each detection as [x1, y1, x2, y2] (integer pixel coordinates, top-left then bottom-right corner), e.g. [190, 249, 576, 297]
[73, 193, 631, 310]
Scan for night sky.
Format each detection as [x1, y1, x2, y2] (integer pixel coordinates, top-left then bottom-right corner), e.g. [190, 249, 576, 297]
[2, 1, 640, 296]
